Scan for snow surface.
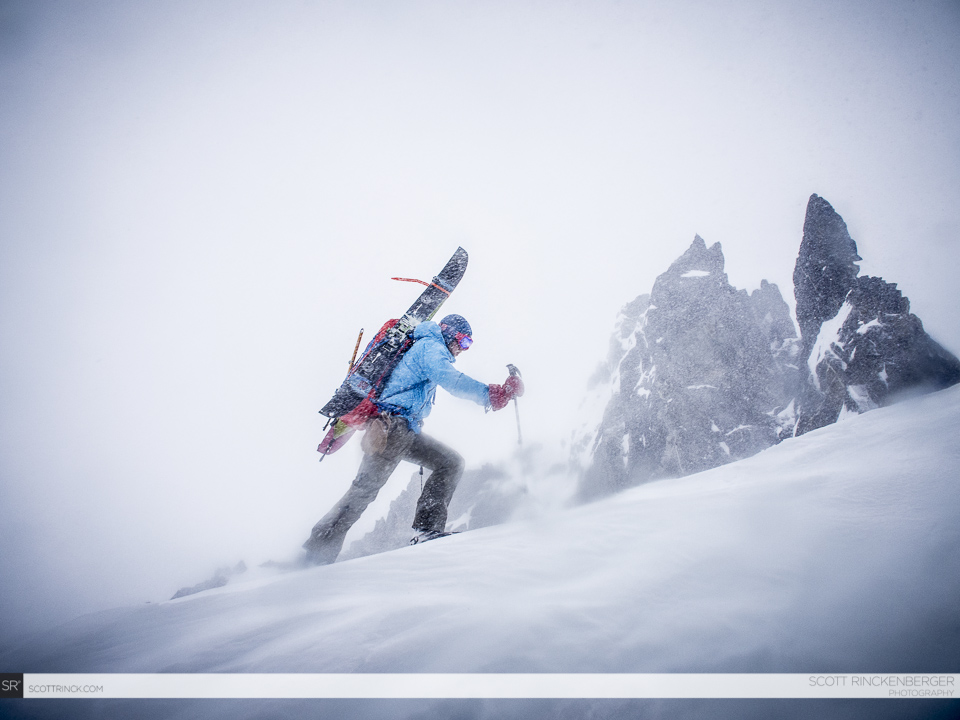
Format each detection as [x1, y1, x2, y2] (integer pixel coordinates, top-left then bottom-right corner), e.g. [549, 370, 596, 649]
[4, 386, 960, 720]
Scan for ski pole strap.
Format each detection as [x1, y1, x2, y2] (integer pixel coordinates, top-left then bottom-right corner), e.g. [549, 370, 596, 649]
[391, 277, 451, 295]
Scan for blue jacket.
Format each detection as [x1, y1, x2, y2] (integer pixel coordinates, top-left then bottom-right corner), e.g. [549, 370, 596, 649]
[378, 321, 490, 431]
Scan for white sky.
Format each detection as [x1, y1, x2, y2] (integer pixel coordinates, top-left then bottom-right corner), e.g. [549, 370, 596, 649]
[1, 0, 959, 635]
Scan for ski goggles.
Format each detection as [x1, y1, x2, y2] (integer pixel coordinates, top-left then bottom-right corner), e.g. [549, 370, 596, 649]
[455, 332, 473, 350]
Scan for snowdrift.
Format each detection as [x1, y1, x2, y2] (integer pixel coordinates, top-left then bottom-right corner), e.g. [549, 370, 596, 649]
[3, 386, 960, 719]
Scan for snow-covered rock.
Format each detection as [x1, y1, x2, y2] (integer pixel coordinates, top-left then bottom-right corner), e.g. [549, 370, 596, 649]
[576, 235, 799, 500]
[576, 195, 960, 499]
[793, 194, 960, 433]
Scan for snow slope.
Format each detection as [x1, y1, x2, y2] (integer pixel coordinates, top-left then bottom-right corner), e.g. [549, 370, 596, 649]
[3, 386, 960, 719]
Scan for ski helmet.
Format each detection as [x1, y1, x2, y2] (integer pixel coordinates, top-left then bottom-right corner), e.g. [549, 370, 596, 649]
[439, 314, 473, 349]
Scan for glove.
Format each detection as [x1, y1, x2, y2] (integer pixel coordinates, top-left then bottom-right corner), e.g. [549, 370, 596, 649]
[488, 375, 525, 411]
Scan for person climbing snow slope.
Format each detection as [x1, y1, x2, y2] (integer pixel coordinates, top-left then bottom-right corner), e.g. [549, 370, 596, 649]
[302, 314, 524, 565]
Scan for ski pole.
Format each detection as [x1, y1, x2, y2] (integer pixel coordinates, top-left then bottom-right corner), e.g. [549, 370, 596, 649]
[506, 364, 522, 446]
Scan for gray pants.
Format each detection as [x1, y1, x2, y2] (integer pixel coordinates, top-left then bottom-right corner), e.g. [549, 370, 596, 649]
[303, 417, 465, 565]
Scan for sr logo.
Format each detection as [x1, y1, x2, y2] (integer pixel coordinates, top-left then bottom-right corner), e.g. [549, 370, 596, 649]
[1, 674, 24, 698]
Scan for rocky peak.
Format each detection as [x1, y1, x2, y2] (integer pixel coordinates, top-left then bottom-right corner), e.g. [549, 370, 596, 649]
[793, 194, 862, 354]
[665, 234, 725, 275]
[575, 236, 799, 501]
[576, 193, 959, 501]
[793, 195, 960, 434]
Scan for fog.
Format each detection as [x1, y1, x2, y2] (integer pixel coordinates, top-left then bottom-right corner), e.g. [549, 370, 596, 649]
[1, 0, 959, 639]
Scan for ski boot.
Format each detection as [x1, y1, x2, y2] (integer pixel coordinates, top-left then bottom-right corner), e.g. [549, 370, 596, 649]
[409, 530, 459, 545]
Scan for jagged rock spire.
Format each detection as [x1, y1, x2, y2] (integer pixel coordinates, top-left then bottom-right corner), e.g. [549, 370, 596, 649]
[575, 235, 799, 501]
[793, 194, 863, 354]
[791, 194, 959, 434]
